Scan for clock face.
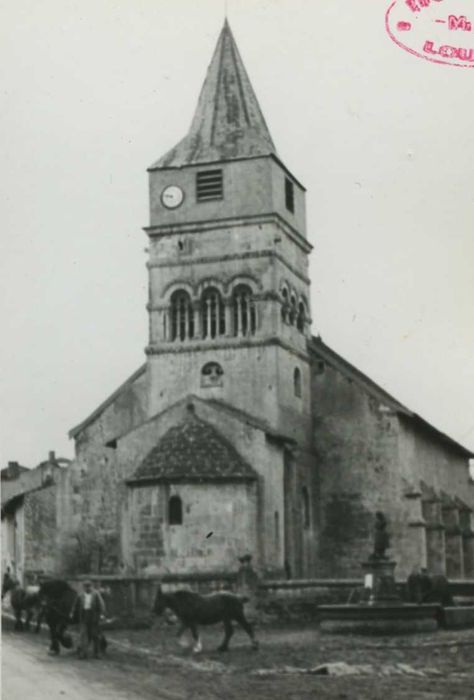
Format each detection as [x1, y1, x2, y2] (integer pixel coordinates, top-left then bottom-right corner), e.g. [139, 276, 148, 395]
[161, 185, 184, 209]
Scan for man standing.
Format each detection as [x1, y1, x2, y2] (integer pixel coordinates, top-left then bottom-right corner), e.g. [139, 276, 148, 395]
[71, 580, 106, 659]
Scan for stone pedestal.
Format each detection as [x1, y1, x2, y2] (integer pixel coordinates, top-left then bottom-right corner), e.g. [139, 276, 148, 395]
[361, 559, 400, 604]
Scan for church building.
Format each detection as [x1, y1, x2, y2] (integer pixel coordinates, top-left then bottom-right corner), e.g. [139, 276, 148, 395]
[60, 21, 474, 581]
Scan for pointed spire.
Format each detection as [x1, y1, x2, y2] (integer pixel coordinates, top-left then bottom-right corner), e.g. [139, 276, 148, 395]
[152, 21, 277, 168]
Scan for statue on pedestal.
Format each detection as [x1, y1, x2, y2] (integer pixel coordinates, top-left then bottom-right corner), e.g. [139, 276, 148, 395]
[370, 511, 390, 561]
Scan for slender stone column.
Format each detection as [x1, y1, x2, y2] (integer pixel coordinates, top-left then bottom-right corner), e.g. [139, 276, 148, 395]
[205, 297, 211, 338]
[235, 296, 242, 336]
[193, 303, 201, 339]
[224, 300, 232, 337]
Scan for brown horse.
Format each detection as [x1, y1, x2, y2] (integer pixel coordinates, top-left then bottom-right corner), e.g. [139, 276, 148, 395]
[153, 586, 259, 653]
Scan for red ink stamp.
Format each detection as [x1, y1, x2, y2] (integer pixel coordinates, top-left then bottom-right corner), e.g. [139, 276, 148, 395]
[386, 0, 474, 67]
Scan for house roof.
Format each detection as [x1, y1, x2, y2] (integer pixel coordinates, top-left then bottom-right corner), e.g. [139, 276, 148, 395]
[1, 462, 29, 481]
[130, 408, 257, 483]
[150, 20, 276, 169]
[310, 336, 474, 459]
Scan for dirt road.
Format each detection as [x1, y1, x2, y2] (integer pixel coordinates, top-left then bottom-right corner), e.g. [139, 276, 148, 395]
[1, 632, 184, 700]
[2, 616, 474, 700]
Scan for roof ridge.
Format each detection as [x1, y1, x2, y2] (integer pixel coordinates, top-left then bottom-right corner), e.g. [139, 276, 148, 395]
[310, 336, 411, 415]
[69, 363, 146, 438]
[310, 336, 473, 458]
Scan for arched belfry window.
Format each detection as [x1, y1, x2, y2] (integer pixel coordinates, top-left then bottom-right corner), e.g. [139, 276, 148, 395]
[168, 495, 183, 525]
[294, 367, 302, 398]
[232, 285, 256, 337]
[302, 487, 310, 529]
[170, 290, 194, 342]
[289, 295, 297, 326]
[297, 301, 306, 333]
[201, 287, 225, 339]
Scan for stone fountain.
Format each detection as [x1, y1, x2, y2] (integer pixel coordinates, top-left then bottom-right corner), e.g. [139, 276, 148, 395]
[318, 512, 439, 634]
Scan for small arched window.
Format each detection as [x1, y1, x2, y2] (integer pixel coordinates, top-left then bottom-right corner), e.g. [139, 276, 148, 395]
[201, 288, 225, 339]
[296, 301, 306, 333]
[302, 487, 310, 529]
[281, 287, 289, 323]
[233, 285, 256, 337]
[294, 367, 302, 397]
[170, 290, 194, 342]
[168, 495, 183, 525]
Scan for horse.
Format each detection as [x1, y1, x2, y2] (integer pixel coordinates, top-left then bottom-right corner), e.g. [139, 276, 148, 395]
[152, 585, 259, 653]
[406, 571, 453, 607]
[11, 585, 43, 632]
[1, 577, 43, 632]
[38, 579, 108, 656]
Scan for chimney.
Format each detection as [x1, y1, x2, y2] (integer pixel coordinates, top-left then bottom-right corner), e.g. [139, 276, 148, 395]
[7, 461, 20, 479]
[48, 451, 56, 462]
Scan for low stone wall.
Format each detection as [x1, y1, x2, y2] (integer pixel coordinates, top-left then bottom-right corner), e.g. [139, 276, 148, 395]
[50, 574, 474, 627]
[258, 579, 361, 621]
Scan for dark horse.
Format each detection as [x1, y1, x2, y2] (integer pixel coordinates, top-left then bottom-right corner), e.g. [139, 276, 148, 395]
[38, 579, 108, 656]
[2, 578, 43, 632]
[38, 579, 78, 654]
[153, 586, 259, 653]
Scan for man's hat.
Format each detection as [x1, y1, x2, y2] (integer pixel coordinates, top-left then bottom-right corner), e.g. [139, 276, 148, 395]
[83, 579, 92, 586]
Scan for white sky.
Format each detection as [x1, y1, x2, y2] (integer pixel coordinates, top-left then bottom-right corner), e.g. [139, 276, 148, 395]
[1, 0, 473, 468]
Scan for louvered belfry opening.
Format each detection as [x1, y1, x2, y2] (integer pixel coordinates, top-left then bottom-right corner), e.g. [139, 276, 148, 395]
[196, 170, 223, 201]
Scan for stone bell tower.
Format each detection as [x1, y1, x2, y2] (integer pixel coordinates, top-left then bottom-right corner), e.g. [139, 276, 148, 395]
[145, 20, 313, 442]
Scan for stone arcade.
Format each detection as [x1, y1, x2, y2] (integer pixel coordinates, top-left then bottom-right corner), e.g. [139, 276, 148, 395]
[6, 21, 473, 583]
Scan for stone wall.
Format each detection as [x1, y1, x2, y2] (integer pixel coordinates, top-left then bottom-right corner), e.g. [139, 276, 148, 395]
[126, 481, 257, 574]
[72, 366, 148, 453]
[310, 350, 474, 580]
[148, 157, 306, 237]
[311, 360, 400, 577]
[52, 574, 474, 627]
[24, 484, 58, 577]
[61, 395, 287, 577]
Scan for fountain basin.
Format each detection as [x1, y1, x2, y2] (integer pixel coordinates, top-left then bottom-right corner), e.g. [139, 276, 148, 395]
[318, 603, 439, 634]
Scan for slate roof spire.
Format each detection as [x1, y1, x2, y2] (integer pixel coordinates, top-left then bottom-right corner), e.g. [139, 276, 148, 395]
[152, 20, 277, 168]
